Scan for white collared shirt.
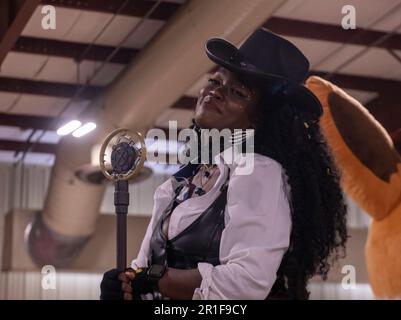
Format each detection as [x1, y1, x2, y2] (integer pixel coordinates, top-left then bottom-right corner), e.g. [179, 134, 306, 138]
[131, 150, 292, 300]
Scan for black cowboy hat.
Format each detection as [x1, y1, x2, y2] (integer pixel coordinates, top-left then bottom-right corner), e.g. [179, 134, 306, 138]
[205, 28, 322, 120]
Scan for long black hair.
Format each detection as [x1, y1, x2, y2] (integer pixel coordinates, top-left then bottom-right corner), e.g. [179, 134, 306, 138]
[253, 90, 348, 299]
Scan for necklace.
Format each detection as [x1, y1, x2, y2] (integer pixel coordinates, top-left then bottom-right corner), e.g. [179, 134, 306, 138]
[192, 164, 218, 196]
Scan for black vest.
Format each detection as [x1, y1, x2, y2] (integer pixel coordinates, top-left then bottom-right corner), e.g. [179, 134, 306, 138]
[148, 165, 230, 269]
[148, 163, 288, 299]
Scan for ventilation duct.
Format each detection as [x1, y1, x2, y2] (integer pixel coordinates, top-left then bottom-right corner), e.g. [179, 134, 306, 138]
[25, 0, 287, 267]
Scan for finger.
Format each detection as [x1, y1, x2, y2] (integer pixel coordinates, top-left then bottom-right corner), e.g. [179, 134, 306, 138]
[124, 292, 133, 300]
[125, 270, 136, 281]
[118, 272, 130, 282]
[122, 282, 133, 293]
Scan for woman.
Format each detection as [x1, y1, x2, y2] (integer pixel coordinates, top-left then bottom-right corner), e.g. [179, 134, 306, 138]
[100, 28, 348, 300]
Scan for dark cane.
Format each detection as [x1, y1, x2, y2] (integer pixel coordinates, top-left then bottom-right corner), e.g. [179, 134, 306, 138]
[99, 129, 147, 271]
[114, 180, 129, 271]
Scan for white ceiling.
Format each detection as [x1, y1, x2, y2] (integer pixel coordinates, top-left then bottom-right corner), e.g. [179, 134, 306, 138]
[0, 1, 185, 163]
[179, 0, 401, 128]
[0, 126, 34, 141]
[275, 0, 401, 32]
[154, 108, 194, 129]
[22, 6, 166, 48]
[8, 94, 69, 117]
[0, 0, 400, 164]
[0, 92, 19, 112]
[282, 37, 401, 80]
[1, 53, 126, 92]
[30, 129, 61, 144]
[335, 48, 401, 79]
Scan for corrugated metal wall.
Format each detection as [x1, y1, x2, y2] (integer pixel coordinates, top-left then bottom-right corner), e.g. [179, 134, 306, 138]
[0, 162, 374, 300]
[0, 162, 169, 299]
[0, 271, 102, 300]
[309, 283, 373, 300]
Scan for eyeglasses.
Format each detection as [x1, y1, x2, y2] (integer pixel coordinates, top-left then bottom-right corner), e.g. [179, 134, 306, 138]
[206, 77, 256, 101]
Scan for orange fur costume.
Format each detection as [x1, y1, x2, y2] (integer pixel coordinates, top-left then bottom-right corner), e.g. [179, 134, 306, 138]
[306, 76, 401, 299]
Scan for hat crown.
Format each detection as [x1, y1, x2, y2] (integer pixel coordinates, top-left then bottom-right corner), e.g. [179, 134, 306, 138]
[205, 28, 322, 119]
[238, 28, 309, 84]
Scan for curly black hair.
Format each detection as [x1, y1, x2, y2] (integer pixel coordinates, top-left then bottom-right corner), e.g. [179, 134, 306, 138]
[252, 91, 348, 299]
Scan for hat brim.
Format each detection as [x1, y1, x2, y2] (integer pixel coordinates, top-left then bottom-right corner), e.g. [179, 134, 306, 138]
[205, 38, 323, 120]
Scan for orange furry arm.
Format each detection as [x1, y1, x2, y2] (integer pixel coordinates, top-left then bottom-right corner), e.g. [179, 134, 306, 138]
[306, 76, 401, 220]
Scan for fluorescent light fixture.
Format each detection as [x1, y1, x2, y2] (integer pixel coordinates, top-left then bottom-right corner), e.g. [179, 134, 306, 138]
[56, 120, 81, 136]
[72, 122, 97, 138]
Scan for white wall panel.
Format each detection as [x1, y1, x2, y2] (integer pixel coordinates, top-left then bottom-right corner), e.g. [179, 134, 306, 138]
[0, 161, 372, 299]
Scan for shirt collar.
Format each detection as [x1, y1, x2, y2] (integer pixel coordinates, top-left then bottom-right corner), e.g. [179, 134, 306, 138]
[172, 130, 255, 183]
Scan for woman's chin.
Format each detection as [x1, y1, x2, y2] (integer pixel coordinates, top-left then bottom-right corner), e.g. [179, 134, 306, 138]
[195, 115, 218, 129]
[194, 112, 221, 130]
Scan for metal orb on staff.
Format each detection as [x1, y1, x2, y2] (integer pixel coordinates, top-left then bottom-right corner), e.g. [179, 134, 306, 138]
[99, 128, 146, 271]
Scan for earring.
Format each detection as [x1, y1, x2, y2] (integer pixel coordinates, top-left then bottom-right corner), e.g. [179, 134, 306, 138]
[303, 121, 311, 140]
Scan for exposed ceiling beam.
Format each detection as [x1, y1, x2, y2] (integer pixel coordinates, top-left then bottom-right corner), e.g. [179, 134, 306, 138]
[210, 65, 401, 93]
[1, 89, 396, 139]
[0, 0, 40, 64]
[0, 76, 103, 99]
[264, 17, 401, 50]
[13, 17, 401, 69]
[14, 36, 138, 64]
[0, 112, 60, 130]
[0, 139, 56, 154]
[170, 72, 401, 111]
[0, 71, 397, 114]
[310, 71, 400, 93]
[41, 0, 181, 20]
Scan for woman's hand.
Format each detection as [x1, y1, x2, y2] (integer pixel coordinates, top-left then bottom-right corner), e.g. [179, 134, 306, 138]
[100, 267, 156, 300]
[124, 268, 155, 300]
[101, 267, 202, 300]
[100, 268, 135, 300]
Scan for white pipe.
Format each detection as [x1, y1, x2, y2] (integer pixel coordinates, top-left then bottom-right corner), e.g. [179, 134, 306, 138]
[27, 0, 287, 267]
